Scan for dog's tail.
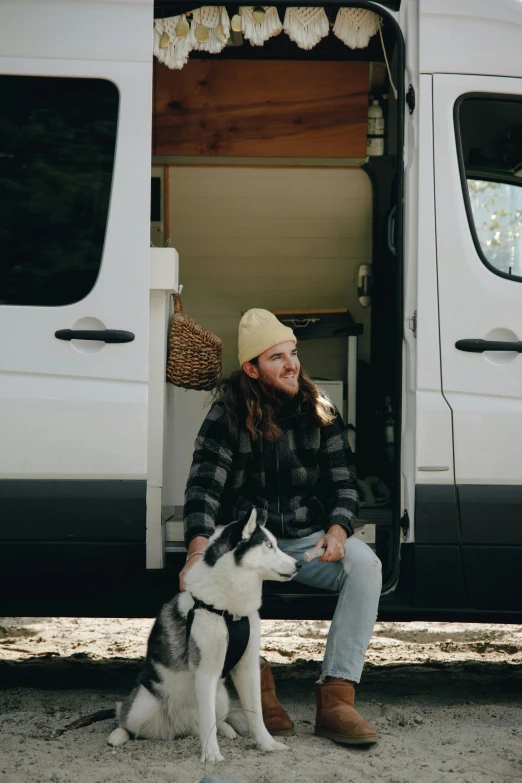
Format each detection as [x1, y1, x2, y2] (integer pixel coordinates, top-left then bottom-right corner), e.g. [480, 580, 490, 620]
[223, 699, 249, 735]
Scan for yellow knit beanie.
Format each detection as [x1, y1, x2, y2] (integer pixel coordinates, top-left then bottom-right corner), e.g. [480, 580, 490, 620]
[238, 309, 296, 366]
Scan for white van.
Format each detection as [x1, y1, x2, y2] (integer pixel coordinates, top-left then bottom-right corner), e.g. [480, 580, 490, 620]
[1, 0, 521, 619]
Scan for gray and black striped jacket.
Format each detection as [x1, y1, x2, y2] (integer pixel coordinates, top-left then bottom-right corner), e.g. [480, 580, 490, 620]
[183, 396, 359, 547]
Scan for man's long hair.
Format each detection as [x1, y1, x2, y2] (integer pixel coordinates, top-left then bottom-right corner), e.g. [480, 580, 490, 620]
[214, 366, 336, 441]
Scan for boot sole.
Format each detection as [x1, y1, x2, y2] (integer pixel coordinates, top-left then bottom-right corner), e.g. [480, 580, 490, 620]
[269, 727, 295, 737]
[315, 729, 377, 745]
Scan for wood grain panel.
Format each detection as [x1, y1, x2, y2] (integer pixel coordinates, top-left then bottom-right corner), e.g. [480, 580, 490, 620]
[155, 60, 369, 157]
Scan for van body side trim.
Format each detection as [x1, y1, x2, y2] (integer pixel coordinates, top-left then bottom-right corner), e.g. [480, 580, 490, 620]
[0, 480, 146, 541]
[415, 485, 460, 544]
[462, 545, 522, 610]
[458, 485, 522, 545]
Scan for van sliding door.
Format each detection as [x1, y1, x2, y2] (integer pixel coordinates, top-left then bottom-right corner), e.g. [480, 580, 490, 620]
[433, 74, 522, 610]
[0, 2, 152, 562]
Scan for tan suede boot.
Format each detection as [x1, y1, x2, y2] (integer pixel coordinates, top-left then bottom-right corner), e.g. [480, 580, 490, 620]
[315, 679, 377, 745]
[260, 658, 295, 736]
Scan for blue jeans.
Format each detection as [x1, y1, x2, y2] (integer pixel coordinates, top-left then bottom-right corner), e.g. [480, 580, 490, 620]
[277, 531, 382, 684]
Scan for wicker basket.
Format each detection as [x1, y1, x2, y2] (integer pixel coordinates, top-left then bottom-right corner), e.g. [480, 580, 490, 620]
[166, 292, 222, 390]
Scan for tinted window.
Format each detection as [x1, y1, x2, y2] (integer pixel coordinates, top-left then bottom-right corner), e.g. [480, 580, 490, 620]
[0, 76, 118, 306]
[458, 97, 522, 281]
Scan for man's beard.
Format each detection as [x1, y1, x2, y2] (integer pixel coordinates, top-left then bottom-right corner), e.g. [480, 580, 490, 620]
[257, 370, 300, 400]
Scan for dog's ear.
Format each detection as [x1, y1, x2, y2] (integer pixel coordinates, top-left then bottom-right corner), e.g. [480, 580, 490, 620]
[242, 507, 257, 540]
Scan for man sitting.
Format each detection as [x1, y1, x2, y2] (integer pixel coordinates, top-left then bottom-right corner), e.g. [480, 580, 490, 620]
[180, 308, 382, 745]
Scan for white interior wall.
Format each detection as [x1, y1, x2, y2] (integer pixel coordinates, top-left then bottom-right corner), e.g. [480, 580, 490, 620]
[168, 166, 373, 379]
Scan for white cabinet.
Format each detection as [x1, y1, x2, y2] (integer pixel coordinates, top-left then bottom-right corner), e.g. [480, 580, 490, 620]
[314, 380, 344, 417]
[163, 387, 211, 511]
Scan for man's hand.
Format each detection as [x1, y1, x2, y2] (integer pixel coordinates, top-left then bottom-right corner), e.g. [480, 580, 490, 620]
[179, 536, 209, 590]
[315, 524, 348, 562]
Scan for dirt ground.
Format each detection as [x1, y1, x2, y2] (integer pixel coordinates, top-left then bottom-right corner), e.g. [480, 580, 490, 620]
[0, 617, 521, 783]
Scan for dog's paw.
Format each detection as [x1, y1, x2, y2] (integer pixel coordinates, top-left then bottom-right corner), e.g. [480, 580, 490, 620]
[201, 748, 225, 763]
[259, 738, 289, 753]
[217, 721, 237, 740]
[107, 728, 130, 747]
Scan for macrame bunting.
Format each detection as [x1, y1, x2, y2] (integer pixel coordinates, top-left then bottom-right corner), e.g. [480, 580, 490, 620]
[189, 6, 230, 54]
[240, 6, 282, 46]
[333, 8, 381, 49]
[283, 7, 329, 50]
[153, 16, 192, 71]
[153, 7, 385, 69]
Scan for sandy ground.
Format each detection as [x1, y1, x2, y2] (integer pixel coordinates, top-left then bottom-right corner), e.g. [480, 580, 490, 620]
[0, 617, 521, 783]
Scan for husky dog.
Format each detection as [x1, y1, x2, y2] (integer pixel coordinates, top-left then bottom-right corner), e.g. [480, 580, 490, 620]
[107, 508, 300, 762]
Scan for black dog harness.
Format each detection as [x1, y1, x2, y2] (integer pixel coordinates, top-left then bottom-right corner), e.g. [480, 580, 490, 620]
[186, 597, 250, 678]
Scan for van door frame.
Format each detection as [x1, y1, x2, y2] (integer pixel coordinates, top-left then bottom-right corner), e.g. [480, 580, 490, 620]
[153, 0, 406, 591]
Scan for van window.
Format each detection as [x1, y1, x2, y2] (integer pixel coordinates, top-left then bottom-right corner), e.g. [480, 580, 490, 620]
[467, 179, 522, 276]
[457, 96, 522, 281]
[456, 95, 522, 281]
[0, 76, 119, 307]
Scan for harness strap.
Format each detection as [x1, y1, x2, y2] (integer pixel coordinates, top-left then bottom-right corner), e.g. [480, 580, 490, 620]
[186, 597, 250, 678]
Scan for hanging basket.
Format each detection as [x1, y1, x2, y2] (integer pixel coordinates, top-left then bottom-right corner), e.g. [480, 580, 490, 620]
[166, 293, 222, 390]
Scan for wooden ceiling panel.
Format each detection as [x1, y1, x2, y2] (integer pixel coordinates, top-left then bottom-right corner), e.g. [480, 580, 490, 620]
[154, 60, 369, 157]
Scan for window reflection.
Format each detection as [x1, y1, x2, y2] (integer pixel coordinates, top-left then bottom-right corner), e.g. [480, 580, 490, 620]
[468, 179, 522, 277]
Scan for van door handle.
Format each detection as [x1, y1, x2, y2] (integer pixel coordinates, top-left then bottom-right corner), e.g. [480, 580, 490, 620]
[456, 339, 522, 353]
[55, 329, 135, 343]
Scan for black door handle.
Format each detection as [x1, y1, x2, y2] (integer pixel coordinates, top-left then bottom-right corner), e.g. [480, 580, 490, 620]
[456, 339, 522, 353]
[55, 329, 135, 343]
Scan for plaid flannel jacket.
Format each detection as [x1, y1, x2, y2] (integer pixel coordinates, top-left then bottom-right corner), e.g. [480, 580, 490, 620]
[183, 398, 359, 547]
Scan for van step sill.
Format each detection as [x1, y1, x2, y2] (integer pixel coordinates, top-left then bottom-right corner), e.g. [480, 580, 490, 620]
[164, 519, 383, 552]
[164, 503, 390, 526]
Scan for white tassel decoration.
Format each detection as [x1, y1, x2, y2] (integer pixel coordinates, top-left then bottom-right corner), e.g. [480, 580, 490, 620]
[153, 16, 192, 70]
[240, 6, 282, 46]
[333, 8, 381, 49]
[189, 6, 230, 54]
[283, 7, 329, 50]
[153, 5, 382, 69]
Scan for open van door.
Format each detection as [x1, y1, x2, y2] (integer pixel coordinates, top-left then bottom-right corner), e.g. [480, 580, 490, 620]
[0, 2, 153, 555]
[433, 74, 522, 610]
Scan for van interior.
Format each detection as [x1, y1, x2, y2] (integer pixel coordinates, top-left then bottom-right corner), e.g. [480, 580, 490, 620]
[150, 3, 404, 600]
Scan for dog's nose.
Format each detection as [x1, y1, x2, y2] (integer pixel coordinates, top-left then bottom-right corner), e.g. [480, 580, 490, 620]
[295, 561, 302, 571]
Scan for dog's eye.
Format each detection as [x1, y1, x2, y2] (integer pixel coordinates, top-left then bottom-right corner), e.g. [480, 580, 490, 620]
[265, 540, 273, 549]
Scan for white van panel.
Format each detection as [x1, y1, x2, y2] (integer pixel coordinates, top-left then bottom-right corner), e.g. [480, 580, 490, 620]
[420, 0, 522, 78]
[0, 0, 152, 64]
[163, 388, 211, 510]
[406, 76, 454, 489]
[434, 73, 522, 485]
[0, 375, 147, 479]
[0, 1, 152, 481]
[446, 396, 522, 485]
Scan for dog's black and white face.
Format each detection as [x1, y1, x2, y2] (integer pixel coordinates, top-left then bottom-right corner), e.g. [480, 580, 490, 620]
[205, 509, 300, 582]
